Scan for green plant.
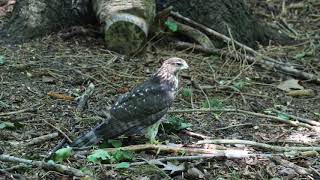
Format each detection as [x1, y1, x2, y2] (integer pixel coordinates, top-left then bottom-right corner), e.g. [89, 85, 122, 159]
[87, 149, 111, 164]
[53, 147, 73, 163]
[164, 20, 178, 32]
[0, 121, 15, 129]
[87, 149, 134, 164]
[162, 115, 192, 133]
[232, 79, 251, 90]
[181, 87, 191, 97]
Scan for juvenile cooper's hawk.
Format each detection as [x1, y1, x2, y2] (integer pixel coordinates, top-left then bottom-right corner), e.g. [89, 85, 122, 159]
[71, 57, 189, 147]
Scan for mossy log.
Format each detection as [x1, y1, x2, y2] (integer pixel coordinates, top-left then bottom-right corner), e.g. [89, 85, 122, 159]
[92, 0, 155, 54]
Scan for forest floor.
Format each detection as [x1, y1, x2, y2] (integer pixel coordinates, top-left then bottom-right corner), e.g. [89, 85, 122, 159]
[0, 1, 320, 180]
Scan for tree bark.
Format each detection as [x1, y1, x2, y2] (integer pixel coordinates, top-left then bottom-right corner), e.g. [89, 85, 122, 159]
[2, 0, 69, 39]
[159, 0, 291, 48]
[1, 0, 291, 52]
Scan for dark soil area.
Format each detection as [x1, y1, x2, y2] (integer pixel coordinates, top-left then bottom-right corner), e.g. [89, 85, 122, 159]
[0, 0, 319, 179]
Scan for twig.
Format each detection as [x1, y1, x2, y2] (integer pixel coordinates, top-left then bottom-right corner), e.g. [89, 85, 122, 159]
[0, 154, 86, 176]
[169, 108, 319, 131]
[46, 138, 68, 160]
[171, 18, 214, 49]
[104, 153, 261, 168]
[215, 123, 253, 131]
[100, 144, 248, 156]
[181, 130, 211, 139]
[76, 83, 95, 112]
[0, 106, 37, 116]
[21, 133, 59, 146]
[43, 119, 72, 143]
[170, 13, 320, 83]
[197, 139, 320, 152]
[271, 109, 320, 127]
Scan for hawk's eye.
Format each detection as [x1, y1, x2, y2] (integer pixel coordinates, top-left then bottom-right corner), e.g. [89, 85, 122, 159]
[175, 62, 183, 66]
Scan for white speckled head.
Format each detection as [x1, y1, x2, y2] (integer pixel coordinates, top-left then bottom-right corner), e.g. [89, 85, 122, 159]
[161, 57, 189, 75]
[164, 57, 188, 69]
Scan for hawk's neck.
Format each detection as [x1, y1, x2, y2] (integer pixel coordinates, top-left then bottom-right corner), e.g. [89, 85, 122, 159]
[153, 67, 179, 91]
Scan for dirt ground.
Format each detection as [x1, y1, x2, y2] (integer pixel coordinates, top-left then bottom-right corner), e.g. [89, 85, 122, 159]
[0, 1, 320, 179]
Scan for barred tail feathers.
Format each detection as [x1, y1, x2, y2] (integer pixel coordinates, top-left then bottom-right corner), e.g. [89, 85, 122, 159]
[70, 118, 128, 147]
[70, 123, 103, 147]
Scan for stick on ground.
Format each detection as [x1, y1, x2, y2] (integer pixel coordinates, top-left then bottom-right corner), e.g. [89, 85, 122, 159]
[76, 83, 95, 112]
[0, 154, 86, 177]
[169, 108, 320, 131]
[197, 139, 320, 152]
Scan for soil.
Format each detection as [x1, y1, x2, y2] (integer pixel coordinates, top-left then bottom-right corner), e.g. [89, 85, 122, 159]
[0, 0, 319, 179]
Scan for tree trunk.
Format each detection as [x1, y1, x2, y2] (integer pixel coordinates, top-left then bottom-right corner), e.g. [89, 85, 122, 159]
[1, 0, 95, 40]
[1, 0, 290, 52]
[159, 0, 290, 48]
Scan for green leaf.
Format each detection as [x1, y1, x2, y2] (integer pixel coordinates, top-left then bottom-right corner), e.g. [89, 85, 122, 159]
[145, 121, 161, 143]
[111, 150, 134, 163]
[0, 122, 15, 129]
[232, 80, 250, 90]
[314, 112, 320, 119]
[181, 88, 191, 97]
[164, 20, 178, 32]
[293, 52, 306, 60]
[53, 147, 73, 163]
[108, 139, 122, 148]
[115, 162, 130, 169]
[47, 160, 55, 164]
[0, 56, 5, 65]
[163, 115, 192, 133]
[80, 167, 93, 175]
[277, 113, 290, 120]
[87, 149, 111, 164]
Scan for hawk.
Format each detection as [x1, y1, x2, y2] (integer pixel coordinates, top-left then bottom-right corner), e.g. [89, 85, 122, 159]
[71, 57, 189, 147]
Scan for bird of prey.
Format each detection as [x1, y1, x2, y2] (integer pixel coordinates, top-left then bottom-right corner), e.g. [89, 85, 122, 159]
[71, 57, 189, 147]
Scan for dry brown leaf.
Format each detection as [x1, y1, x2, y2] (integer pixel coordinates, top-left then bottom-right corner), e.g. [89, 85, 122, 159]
[277, 79, 304, 92]
[47, 92, 75, 101]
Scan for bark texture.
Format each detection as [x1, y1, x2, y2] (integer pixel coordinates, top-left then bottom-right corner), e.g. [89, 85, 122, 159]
[159, 0, 290, 48]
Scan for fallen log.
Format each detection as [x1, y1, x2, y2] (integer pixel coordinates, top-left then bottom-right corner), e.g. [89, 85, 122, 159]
[92, 0, 156, 54]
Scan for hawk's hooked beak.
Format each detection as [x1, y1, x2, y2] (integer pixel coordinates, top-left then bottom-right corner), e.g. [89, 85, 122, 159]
[181, 61, 189, 70]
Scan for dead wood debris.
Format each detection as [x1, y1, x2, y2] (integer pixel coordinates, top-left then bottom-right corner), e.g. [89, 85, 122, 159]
[76, 82, 95, 112]
[197, 139, 320, 152]
[169, 108, 320, 131]
[0, 106, 38, 116]
[102, 144, 246, 155]
[0, 154, 86, 177]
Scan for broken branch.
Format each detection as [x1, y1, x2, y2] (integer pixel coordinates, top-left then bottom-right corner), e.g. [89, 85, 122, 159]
[169, 108, 319, 131]
[0, 154, 86, 177]
[197, 139, 320, 152]
[76, 83, 95, 112]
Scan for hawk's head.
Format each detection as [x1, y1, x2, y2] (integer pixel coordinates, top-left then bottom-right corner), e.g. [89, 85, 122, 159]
[161, 57, 189, 75]
[155, 57, 189, 89]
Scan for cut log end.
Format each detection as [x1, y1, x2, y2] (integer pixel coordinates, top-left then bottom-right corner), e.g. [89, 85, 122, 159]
[104, 13, 148, 54]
